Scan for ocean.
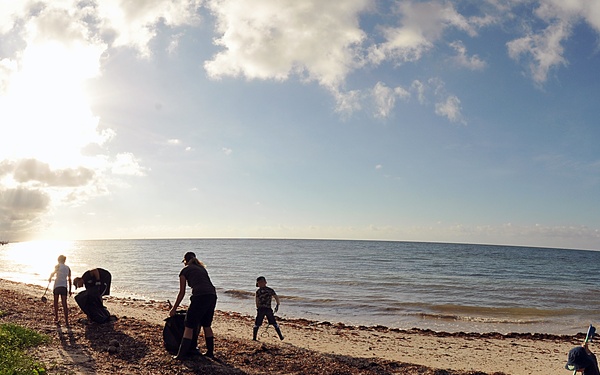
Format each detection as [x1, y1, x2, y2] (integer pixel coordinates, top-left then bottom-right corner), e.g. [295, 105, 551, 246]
[0, 239, 597, 335]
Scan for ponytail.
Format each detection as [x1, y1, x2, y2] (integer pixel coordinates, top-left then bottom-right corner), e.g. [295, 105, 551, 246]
[188, 257, 205, 268]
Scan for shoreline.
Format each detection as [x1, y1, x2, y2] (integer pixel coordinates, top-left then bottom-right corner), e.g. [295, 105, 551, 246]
[0, 278, 583, 374]
[9, 275, 578, 336]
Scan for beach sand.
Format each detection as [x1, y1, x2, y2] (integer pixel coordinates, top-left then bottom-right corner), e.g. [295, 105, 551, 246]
[0, 278, 582, 374]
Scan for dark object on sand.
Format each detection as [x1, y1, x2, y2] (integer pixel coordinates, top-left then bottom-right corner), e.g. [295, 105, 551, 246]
[163, 310, 199, 355]
[41, 281, 50, 303]
[75, 289, 111, 323]
[74, 274, 113, 325]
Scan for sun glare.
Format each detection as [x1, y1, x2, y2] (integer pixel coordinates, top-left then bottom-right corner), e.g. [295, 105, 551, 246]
[0, 240, 75, 286]
[0, 40, 105, 169]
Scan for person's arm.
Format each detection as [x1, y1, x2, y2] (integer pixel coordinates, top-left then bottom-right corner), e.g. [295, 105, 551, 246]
[48, 265, 58, 282]
[169, 275, 187, 317]
[255, 293, 259, 309]
[274, 292, 280, 312]
[67, 268, 72, 296]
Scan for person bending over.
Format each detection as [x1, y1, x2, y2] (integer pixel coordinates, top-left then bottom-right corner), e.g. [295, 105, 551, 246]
[169, 252, 218, 359]
[73, 268, 112, 324]
[73, 268, 112, 296]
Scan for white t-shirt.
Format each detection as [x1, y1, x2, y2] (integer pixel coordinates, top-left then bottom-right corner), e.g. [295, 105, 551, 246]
[53, 263, 71, 289]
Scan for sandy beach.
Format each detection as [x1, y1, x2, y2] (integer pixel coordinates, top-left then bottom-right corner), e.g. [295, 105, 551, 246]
[0, 278, 583, 374]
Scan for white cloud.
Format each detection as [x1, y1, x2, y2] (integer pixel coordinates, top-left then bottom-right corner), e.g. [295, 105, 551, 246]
[204, 0, 370, 88]
[435, 95, 464, 124]
[0, 187, 51, 234]
[333, 88, 363, 116]
[222, 147, 233, 156]
[94, 0, 203, 57]
[537, 0, 600, 32]
[449, 40, 486, 70]
[368, 1, 476, 66]
[411, 80, 426, 104]
[111, 153, 146, 176]
[371, 81, 410, 119]
[507, 21, 570, 83]
[0, 2, 29, 34]
[13, 159, 95, 187]
[505, 0, 600, 84]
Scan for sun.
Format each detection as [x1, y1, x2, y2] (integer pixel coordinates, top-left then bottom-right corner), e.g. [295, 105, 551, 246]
[0, 39, 107, 169]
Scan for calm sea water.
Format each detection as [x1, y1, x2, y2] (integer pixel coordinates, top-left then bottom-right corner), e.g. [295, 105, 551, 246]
[0, 239, 597, 334]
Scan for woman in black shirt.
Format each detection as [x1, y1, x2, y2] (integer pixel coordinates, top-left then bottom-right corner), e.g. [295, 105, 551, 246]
[169, 252, 217, 359]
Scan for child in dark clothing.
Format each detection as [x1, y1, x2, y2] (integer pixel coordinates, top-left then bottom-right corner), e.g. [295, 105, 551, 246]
[566, 325, 600, 375]
[566, 344, 600, 375]
[253, 276, 283, 341]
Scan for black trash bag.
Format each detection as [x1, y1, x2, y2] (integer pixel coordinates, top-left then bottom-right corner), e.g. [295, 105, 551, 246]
[75, 289, 111, 324]
[163, 310, 199, 354]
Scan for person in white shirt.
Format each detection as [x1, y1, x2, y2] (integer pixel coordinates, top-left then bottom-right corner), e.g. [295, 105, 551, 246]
[48, 255, 72, 326]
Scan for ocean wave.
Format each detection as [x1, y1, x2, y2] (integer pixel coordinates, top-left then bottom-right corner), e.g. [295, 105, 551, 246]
[223, 289, 254, 299]
[415, 312, 549, 325]
[427, 303, 580, 317]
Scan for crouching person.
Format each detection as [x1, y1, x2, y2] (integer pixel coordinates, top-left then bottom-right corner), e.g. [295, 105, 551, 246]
[73, 268, 112, 324]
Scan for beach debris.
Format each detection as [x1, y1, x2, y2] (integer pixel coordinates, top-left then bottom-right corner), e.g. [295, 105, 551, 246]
[107, 339, 121, 354]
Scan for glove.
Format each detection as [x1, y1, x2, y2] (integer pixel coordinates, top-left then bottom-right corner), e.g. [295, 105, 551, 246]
[274, 304, 279, 313]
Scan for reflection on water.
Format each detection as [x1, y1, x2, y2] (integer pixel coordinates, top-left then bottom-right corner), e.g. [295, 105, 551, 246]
[1, 240, 75, 285]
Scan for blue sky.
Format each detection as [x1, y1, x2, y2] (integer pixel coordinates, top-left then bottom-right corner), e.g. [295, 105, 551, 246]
[0, 0, 599, 250]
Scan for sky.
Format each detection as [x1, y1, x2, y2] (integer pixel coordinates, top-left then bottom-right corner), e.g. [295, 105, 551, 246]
[0, 0, 599, 251]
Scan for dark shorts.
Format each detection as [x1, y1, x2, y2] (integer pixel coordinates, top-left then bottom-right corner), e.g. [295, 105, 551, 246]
[53, 286, 67, 296]
[255, 307, 277, 327]
[185, 294, 217, 328]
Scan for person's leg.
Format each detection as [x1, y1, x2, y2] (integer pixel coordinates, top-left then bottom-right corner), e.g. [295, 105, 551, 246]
[182, 326, 194, 339]
[175, 296, 201, 360]
[174, 326, 195, 359]
[61, 294, 69, 326]
[202, 326, 214, 358]
[198, 295, 217, 357]
[189, 325, 201, 355]
[53, 292, 59, 322]
[253, 309, 266, 340]
[266, 310, 284, 340]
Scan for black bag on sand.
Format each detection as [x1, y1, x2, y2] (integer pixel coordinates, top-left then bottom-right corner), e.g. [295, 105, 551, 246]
[163, 310, 199, 354]
[75, 289, 111, 324]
